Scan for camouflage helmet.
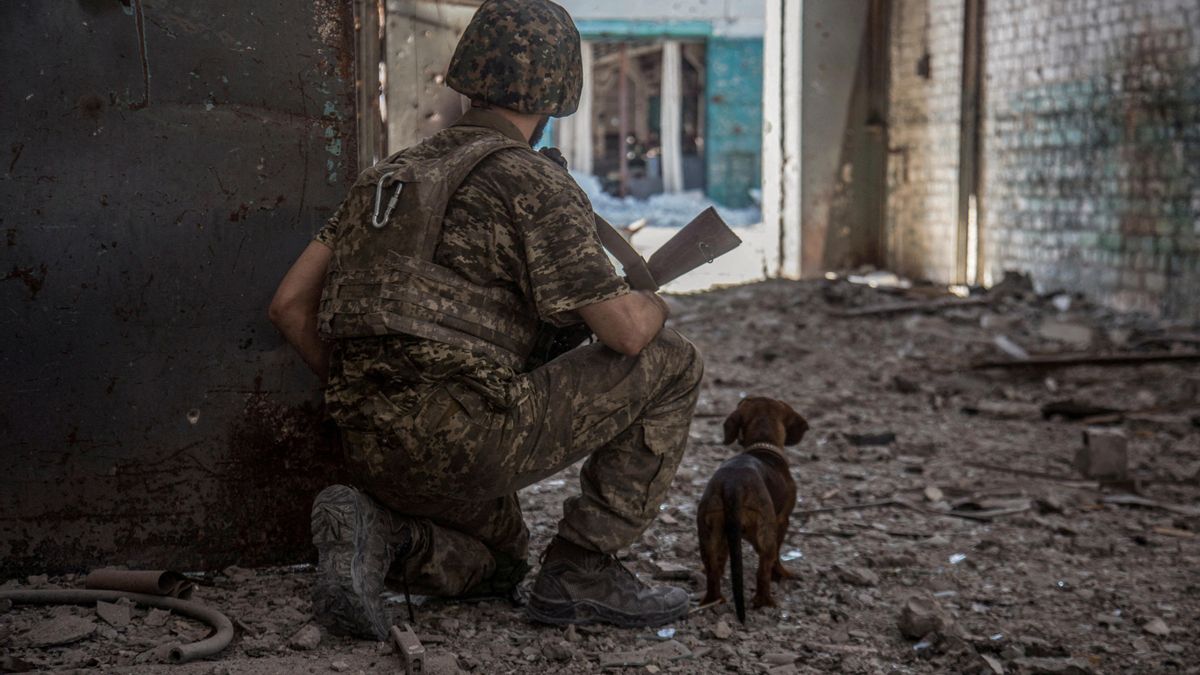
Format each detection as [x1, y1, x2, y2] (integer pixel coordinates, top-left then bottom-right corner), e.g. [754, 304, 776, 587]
[446, 0, 582, 117]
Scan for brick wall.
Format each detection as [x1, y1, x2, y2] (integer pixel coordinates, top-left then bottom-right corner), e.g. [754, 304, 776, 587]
[885, 0, 1200, 320]
[982, 0, 1199, 319]
[885, 0, 964, 283]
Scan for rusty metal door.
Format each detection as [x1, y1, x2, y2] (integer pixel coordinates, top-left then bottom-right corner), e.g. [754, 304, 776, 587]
[1, 0, 358, 575]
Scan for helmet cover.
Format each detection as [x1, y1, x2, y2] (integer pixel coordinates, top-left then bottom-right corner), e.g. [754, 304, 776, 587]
[446, 0, 583, 117]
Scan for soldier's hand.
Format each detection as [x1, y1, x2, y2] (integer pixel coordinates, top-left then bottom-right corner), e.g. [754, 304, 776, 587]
[642, 290, 670, 322]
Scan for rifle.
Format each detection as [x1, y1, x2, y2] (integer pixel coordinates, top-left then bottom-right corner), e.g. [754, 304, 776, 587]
[594, 207, 742, 291]
[527, 207, 742, 367]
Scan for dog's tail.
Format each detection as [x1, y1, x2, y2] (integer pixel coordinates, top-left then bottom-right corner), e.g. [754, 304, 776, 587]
[722, 483, 746, 623]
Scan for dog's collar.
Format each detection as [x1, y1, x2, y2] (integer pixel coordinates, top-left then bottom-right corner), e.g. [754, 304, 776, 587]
[743, 442, 786, 461]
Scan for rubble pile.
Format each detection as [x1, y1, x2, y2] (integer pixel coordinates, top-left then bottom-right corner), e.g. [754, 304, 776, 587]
[2, 277, 1197, 673]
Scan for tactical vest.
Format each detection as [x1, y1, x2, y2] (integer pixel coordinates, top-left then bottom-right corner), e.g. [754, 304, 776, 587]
[317, 131, 539, 370]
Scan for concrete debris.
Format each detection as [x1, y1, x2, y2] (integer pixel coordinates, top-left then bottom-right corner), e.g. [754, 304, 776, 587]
[834, 564, 879, 587]
[710, 620, 734, 640]
[423, 653, 465, 675]
[650, 560, 693, 580]
[1074, 428, 1128, 480]
[143, 608, 172, 627]
[979, 652, 1005, 674]
[95, 600, 131, 628]
[763, 651, 798, 665]
[0, 656, 37, 673]
[897, 594, 946, 639]
[1037, 320, 1093, 349]
[329, 660, 350, 672]
[221, 565, 255, 582]
[1142, 617, 1170, 636]
[1050, 294, 1073, 313]
[540, 640, 574, 662]
[288, 623, 322, 650]
[992, 334, 1031, 360]
[597, 639, 691, 668]
[1010, 656, 1097, 675]
[23, 615, 97, 647]
[966, 400, 1042, 419]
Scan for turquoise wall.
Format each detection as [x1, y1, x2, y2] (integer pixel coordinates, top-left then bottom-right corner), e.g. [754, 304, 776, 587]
[705, 38, 763, 209]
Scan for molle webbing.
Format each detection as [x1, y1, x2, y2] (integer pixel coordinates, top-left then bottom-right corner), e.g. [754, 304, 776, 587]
[318, 132, 537, 370]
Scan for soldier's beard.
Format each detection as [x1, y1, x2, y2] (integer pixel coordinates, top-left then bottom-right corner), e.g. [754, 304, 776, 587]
[530, 115, 550, 147]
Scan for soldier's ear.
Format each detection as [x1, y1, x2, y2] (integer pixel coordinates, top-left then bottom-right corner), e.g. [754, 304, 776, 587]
[722, 408, 743, 445]
[784, 408, 809, 446]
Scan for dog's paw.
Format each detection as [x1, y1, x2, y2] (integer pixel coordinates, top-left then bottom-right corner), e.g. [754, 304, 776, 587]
[751, 594, 777, 609]
[772, 564, 794, 581]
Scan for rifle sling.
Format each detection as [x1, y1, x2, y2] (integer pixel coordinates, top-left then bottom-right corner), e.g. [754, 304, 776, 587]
[593, 214, 659, 291]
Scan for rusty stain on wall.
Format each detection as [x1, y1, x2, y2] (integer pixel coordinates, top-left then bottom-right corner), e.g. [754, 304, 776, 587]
[0, 0, 359, 576]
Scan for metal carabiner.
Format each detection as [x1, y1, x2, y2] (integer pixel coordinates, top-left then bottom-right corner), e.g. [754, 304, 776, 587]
[372, 171, 405, 229]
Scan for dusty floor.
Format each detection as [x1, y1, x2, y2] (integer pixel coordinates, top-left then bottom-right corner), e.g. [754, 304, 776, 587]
[3, 278, 1198, 674]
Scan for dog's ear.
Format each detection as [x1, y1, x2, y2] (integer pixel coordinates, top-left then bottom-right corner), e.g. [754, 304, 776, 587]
[784, 410, 809, 445]
[722, 408, 742, 445]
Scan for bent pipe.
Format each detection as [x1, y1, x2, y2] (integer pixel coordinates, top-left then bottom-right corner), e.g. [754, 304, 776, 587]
[0, 588, 234, 664]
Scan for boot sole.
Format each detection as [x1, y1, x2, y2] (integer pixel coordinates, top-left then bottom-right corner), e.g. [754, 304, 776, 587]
[525, 595, 688, 628]
[311, 485, 391, 641]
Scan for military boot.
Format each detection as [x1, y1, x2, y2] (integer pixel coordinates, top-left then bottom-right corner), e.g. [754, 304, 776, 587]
[310, 485, 416, 640]
[526, 537, 689, 627]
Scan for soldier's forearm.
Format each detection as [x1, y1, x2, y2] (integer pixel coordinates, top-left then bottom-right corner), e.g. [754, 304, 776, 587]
[269, 241, 334, 380]
[270, 305, 330, 380]
[580, 290, 665, 356]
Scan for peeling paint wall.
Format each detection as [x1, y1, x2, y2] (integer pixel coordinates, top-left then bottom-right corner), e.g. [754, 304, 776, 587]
[0, 0, 357, 576]
[705, 38, 764, 209]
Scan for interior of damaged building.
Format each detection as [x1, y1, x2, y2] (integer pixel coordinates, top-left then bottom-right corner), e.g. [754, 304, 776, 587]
[1, 0, 1198, 672]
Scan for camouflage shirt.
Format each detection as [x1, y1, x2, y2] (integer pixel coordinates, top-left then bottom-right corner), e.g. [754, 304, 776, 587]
[315, 108, 629, 419]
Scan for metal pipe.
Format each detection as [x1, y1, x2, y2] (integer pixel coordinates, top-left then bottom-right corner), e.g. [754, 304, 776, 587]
[0, 589, 234, 664]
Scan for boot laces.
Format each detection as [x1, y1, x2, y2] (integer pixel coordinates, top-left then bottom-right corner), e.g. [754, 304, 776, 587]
[600, 554, 647, 588]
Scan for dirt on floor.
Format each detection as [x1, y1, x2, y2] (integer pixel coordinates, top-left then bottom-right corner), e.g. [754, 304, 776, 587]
[3, 277, 1199, 674]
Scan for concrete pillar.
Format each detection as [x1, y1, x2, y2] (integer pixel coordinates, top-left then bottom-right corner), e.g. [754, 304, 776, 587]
[661, 40, 684, 194]
[762, 0, 803, 278]
[557, 40, 594, 174]
[781, 0, 803, 278]
[762, 0, 784, 276]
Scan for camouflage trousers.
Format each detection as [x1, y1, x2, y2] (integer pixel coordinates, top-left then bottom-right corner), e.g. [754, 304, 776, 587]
[338, 328, 703, 597]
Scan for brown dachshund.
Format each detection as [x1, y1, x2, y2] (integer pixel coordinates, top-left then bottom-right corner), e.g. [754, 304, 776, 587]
[697, 397, 808, 622]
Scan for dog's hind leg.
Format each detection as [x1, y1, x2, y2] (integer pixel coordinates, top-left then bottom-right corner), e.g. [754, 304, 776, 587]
[750, 515, 779, 609]
[772, 515, 793, 581]
[698, 511, 728, 605]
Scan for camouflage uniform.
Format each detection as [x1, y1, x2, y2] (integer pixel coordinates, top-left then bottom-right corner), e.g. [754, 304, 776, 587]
[315, 109, 703, 597]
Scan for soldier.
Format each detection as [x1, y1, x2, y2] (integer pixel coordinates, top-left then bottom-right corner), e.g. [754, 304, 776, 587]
[268, 0, 702, 639]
